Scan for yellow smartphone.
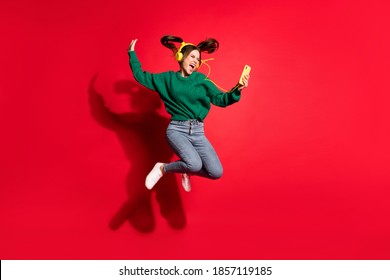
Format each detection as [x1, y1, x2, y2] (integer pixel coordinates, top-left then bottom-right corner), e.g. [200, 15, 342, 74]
[239, 65, 251, 85]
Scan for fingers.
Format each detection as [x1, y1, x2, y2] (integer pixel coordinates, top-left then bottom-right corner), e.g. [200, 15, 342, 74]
[243, 74, 250, 85]
[238, 74, 250, 90]
[128, 39, 138, 51]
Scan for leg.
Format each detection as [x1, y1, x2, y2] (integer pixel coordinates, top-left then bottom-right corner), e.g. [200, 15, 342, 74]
[164, 123, 203, 174]
[192, 131, 223, 179]
[166, 121, 223, 180]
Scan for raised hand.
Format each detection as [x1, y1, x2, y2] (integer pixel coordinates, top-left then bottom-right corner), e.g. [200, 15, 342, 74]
[128, 39, 138, 52]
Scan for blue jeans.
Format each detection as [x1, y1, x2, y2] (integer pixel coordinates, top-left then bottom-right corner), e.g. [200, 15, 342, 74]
[164, 120, 223, 179]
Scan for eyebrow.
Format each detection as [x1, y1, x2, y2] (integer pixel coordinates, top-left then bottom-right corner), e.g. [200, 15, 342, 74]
[191, 54, 200, 60]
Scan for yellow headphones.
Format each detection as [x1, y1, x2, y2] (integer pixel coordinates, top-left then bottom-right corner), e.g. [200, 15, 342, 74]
[175, 42, 194, 62]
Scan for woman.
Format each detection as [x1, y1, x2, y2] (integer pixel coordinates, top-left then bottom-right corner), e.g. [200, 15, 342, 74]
[128, 35, 249, 192]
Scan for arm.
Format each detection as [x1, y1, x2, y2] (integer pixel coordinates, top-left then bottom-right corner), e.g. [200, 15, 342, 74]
[204, 80, 241, 107]
[204, 70, 250, 107]
[127, 39, 158, 91]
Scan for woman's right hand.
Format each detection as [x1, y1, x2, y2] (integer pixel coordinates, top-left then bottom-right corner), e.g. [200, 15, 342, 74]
[128, 39, 138, 52]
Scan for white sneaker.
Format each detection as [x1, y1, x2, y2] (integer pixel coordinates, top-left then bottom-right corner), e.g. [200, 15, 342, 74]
[181, 173, 191, 192]
[145, 163, 164, 190]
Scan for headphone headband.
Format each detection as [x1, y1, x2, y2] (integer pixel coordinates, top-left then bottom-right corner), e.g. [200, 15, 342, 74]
[175, 41, 195, 62]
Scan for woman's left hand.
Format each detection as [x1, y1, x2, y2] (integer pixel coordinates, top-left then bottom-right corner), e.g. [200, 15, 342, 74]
[238, 74, 250, 91]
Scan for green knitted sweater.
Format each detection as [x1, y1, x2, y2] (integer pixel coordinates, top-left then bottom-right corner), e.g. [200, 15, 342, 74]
[128, 51, 241, 121]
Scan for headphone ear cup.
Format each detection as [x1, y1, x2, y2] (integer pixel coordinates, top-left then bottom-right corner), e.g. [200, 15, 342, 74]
[175, 51, 183, 62]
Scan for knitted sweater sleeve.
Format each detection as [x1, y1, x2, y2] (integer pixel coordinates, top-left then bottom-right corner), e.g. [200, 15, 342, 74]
[128, 51, 160, 91]
[203, 77, 241, 107]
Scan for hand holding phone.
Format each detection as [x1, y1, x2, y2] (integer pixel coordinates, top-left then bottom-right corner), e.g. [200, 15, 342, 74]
[239, 65, 251, 85]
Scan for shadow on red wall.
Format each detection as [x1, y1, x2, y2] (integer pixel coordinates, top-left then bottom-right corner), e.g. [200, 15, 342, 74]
[88, 75, 186, 232]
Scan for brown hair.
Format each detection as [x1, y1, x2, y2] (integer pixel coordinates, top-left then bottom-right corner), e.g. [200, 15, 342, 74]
[160, 35, 219, 61]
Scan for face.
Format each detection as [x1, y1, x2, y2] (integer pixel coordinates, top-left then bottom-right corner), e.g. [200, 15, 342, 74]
[180, 49, 201, 77]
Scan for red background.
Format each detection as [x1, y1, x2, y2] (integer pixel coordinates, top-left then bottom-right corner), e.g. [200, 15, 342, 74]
[1, 0, 389, 259]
